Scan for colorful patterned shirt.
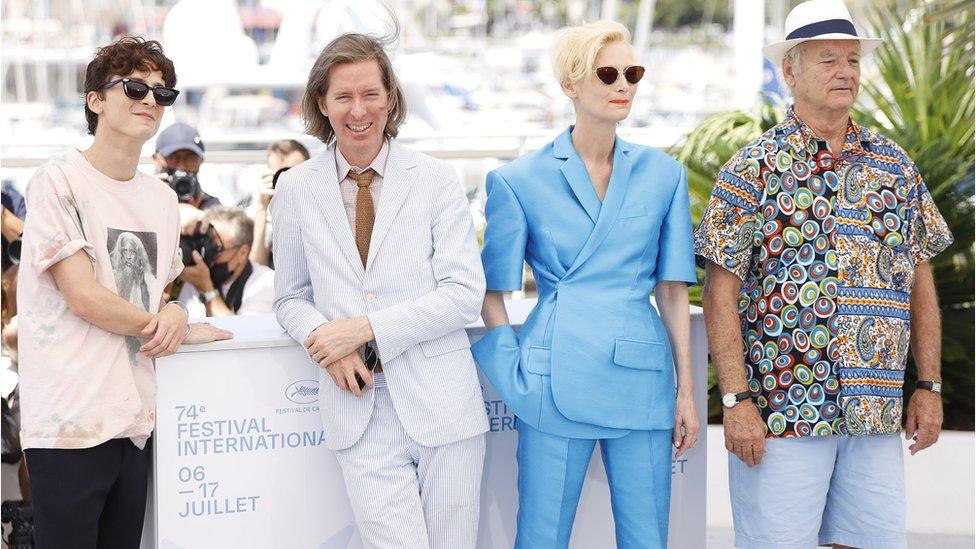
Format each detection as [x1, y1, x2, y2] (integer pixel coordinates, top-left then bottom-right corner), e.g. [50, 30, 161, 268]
[694, 107, 952, 437]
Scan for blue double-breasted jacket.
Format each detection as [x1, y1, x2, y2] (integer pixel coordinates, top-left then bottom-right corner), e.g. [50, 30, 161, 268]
[471, 127, 698, 438]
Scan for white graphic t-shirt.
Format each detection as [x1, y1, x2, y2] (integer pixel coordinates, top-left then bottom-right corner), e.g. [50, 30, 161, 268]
[17, 149, 182, 450]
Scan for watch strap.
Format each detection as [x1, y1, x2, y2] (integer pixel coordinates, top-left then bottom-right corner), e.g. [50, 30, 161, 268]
[733, 390, 752, 402]
[723, 390, 753, 408]
[199, 289, 217, 304]
[916, 380, 942, 393]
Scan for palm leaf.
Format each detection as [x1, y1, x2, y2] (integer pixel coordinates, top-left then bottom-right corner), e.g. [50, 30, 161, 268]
[853, 0, 974, 429]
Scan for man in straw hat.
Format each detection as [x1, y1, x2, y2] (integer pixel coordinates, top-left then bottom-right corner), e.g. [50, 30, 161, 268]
[694, 0, 953, 547]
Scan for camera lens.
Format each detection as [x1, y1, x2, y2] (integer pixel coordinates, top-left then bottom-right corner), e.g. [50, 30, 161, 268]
[178, 225, 221, 267]
[167, 170, 199, 203]
[7, 237, 21, 265]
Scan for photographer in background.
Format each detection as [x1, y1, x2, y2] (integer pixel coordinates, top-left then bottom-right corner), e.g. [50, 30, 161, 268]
[1, 182, 26, 274]
[177, 206, 274, 317]
[250, 139, 310, 268]
[153, 122, 222, 236]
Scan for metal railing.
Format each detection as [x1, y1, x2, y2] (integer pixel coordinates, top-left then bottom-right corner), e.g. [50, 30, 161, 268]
[0, 127, 684, 169]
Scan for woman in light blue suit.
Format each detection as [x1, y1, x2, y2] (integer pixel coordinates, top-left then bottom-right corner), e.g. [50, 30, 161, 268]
[471, 21, 700, 548]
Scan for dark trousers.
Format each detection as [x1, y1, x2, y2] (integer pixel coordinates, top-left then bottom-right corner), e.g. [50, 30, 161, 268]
[25, 437, 151, 549]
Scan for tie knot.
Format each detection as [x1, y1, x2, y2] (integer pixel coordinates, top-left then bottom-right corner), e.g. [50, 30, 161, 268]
[352, 169, 375, 188]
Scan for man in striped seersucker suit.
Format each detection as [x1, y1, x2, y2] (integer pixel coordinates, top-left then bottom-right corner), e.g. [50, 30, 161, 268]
[271, 31, 489, 549]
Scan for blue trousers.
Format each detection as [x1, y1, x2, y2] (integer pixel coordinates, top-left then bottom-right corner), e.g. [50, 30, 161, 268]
[514, 419, 673, 549]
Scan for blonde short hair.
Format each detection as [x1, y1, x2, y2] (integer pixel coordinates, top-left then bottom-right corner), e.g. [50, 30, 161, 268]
[551, 20, 631, 86]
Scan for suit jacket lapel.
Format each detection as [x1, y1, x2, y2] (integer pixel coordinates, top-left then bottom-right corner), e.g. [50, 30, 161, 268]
[366, 141, 418, 272]
[565, 137, 634, 277]
[308, 147, 366, 280]
[555, 128, 601, 224]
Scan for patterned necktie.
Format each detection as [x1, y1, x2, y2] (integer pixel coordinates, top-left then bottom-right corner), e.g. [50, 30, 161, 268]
[352, 168, 376, 268]
[352, 169, 382, 375]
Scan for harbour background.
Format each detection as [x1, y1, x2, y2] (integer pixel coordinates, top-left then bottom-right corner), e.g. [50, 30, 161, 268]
[2, 1, 973, 545]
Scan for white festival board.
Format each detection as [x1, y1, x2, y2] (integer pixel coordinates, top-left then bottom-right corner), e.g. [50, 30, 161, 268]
[147, 301, 706, 548]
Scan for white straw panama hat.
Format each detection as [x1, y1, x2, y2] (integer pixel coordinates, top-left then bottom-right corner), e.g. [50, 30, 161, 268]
[762, 0, 882, 65]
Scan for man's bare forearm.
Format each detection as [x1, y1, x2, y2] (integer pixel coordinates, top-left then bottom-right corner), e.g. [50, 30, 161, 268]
[1, 207, 24, 242]
[50, 252, 153, 336]
[206, 295, 235, 317]
[703, 262, 749, 394]
[83, 286, 153, 336]
[250, 207, 271, 266]
[910, 262, 942, 381]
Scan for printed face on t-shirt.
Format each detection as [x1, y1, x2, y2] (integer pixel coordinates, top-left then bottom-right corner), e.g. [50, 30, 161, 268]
[107, 228, 159, 365]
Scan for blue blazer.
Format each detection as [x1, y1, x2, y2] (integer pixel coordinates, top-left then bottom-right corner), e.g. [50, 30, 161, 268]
[471, 127, 697, 438]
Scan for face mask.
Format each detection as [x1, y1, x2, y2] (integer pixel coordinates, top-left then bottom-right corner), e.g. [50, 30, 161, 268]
[210, 260, 232, 288]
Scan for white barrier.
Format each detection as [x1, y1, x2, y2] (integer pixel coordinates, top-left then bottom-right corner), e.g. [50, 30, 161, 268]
[146, 300, 707, 548]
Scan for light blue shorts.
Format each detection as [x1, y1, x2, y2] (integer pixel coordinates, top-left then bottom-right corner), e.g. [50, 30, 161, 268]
[729, 433, 906, 549]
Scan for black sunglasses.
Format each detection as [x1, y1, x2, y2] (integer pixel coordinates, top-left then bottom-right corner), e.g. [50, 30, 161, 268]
[595, 66, 645, 86]
[99, 78, 180, 106]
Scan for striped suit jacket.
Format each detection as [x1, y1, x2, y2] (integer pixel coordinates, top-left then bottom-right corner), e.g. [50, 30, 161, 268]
[271, 141, 489, 451]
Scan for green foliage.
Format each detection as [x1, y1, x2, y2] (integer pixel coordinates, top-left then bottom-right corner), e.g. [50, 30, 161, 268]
[675, 101, 785, 223]
[673, 103, 785, 422]
[675, 0, 975, 429]
[651, 0, 732, 30]
[854, 0, 975, 430]
[609, 0, 733, 30]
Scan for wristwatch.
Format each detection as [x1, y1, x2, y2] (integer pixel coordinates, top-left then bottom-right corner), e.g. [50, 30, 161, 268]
[916, 380, 942, 394]
[199, 289, 218, 304]
[722, 390, 752, 408]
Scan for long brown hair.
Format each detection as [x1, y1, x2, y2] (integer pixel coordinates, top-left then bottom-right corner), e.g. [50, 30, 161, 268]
[301, 30, 407, 144]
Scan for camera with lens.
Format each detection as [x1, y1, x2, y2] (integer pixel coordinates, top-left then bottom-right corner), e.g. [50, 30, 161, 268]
[1, 500, 34, 548]
[179, 224, 222, 267]
[165, 169, 201, 203]
[3, 235, 21, 266]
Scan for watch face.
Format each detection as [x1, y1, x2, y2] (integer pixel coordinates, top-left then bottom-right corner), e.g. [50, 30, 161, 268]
[722, 393, 736, 408]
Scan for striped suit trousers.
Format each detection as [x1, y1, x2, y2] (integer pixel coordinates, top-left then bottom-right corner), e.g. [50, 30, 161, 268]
[333, 385, 486, 548]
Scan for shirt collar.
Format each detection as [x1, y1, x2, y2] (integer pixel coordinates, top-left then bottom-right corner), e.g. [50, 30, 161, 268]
[781, 105, 866, 156]
[335, 139, 390, 182]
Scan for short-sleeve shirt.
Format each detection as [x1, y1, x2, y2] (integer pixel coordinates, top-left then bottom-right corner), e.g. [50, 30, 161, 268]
[17, 149, 182, 449]
[694, 108, 952, 437]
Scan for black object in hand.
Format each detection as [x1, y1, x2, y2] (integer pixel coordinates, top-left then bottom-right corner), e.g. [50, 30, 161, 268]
[355, 343, 380, 390]
[272, 167, 290, 190]
[179, 224, 222, 267]
[166, 169, 201, 203]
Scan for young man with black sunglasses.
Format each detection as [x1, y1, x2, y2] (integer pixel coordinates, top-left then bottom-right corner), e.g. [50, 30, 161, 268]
[99, 76, 181, 106]
[16, 35, 231, 549]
